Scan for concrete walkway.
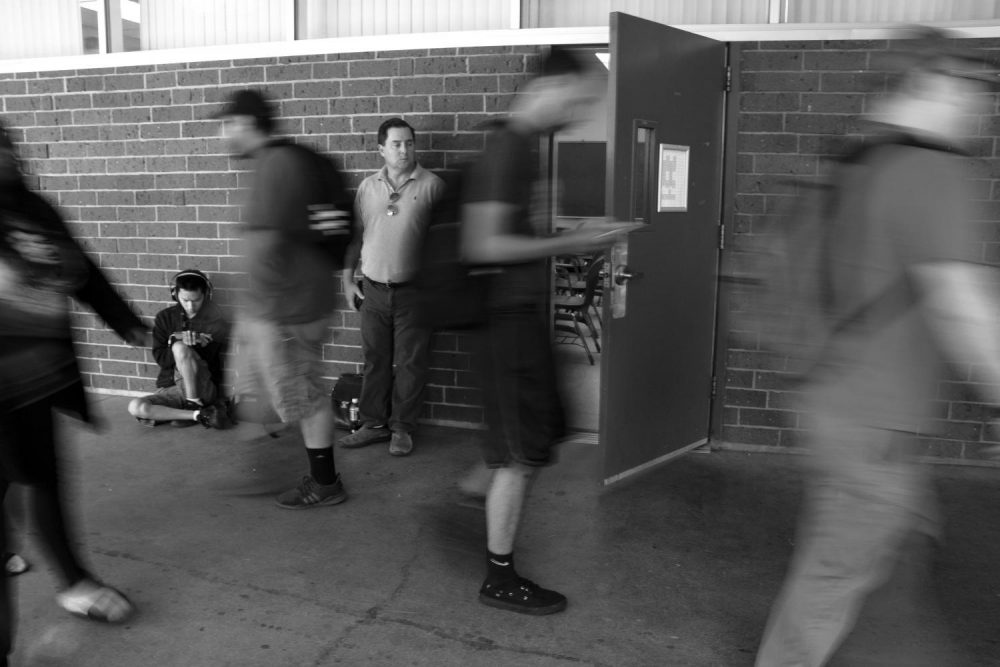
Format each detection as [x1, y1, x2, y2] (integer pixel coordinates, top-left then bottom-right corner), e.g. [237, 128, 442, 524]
[7, 394, 1000, 666]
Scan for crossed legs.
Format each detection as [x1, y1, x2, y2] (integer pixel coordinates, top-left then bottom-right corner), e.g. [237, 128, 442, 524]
[128, 342, 214, 423]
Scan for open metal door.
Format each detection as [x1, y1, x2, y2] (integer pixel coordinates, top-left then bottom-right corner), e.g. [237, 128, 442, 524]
[600, 13, 726, 483]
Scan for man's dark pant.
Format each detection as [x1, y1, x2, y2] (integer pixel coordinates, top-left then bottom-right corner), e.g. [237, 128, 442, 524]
[359, 278, 431, 434]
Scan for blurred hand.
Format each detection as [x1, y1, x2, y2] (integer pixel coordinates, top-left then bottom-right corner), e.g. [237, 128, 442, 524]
[344, 280, 364, 312]
[126, 327, 151, 348]
[562, 223, 631, 254]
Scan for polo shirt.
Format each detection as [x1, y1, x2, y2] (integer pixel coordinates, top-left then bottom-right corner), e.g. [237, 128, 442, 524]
[355, 163, 444, 284]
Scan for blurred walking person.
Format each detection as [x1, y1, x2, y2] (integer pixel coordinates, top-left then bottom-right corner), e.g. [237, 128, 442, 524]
[756, 28, 1000, 666]
[214, 89, 354, 509]
[461, 49, 627, 615]
[0, 121, 147, 663]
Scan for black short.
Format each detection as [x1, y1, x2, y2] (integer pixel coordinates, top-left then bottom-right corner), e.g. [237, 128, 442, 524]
[474, 307, 566, 468]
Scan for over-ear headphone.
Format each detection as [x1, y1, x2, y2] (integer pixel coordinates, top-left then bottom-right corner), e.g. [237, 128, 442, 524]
[170, 269, 212, 302]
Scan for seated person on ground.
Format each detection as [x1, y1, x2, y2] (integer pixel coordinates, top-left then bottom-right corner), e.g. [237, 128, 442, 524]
[128, 270, 230, 428]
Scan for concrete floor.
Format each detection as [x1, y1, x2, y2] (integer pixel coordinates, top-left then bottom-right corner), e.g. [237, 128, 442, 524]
[6, 394, 1000, 666]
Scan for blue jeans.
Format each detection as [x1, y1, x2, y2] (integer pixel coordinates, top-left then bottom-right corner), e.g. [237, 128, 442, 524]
[359, 278, 431, 433]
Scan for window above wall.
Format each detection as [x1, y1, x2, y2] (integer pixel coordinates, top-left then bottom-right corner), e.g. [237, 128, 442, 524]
[4, 0, 1000, 61]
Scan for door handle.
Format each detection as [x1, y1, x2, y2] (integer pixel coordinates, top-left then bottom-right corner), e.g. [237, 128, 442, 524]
[614, 266, 643, 285]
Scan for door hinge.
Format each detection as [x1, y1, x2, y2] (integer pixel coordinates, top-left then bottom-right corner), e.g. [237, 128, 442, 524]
[710, 375, 718, 398]
[718, 223, 725, 250]
[724, 64, 732, 93]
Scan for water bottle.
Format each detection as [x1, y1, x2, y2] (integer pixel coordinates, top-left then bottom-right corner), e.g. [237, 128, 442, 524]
[348, 398, 360, 432]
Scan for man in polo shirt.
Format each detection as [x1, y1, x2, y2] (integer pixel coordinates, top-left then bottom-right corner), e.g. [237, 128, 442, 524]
[340, 118, 445, 456]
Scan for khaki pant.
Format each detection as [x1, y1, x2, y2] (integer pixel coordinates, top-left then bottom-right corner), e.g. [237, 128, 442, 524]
[755, 406, 938, 667]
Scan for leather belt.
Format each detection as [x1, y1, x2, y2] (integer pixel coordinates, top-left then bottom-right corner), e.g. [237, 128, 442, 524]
[364, 276, 412, 289]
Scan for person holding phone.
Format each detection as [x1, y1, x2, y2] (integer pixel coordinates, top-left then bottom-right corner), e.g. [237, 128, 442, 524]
[127, 269, 230, 428]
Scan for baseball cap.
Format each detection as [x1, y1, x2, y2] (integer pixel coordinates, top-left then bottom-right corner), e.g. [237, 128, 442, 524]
[211, 89, 275, 121]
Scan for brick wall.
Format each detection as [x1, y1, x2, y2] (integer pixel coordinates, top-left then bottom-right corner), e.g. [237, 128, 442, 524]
[0, 46, 543, 427]
[9, 36, 1000, 457]
[721, 38, 1000, 461]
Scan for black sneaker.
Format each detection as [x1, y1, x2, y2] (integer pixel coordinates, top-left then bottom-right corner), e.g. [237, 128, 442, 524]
[478, 577, 567, 615]
[275, 474, 348, 509]
[195, 404, 225, 429]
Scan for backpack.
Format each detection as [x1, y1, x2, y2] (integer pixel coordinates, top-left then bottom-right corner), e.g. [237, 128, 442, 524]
[275, 140, 354, 270]
[725, 139, 919, 379]
[414, 164, 497, 331]
[330, 372, 363, 430]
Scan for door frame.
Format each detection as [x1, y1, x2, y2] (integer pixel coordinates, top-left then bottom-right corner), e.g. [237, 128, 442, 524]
[709, 41, 742, 447]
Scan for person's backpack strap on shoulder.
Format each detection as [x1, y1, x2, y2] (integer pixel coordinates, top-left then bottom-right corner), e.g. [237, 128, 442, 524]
[724, 137, 923, 380]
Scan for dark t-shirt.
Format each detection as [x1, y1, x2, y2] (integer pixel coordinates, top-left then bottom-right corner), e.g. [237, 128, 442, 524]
[462, 124, 549, 309]
[242, 140, 349, 324]
[813, 141, 978, 432]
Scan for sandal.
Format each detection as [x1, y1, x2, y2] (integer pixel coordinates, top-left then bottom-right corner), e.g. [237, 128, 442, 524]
[3, 553, 29, 576]
[56, 579, 134, 623]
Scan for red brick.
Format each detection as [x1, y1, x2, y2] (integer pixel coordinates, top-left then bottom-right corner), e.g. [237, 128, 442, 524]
[116, 206, 157, 221]
[178, 70, 220, 87]
[413, 56, 467, 76]
[137, 253, 179, 270]
[0, 80, 26, 95]
[289, 81, 341, 100]
[53, 93, 93, 110]
[7, 96, 54, 111]
[379, 96, 430, 113]
[98, 191, 136, 206]
[314, 62, 350, 79]
[187, 156, 231, 172]
[348, 58, 399, 79]
[194, 205, 240, 222]
[468, 55, 524, 74]
[265, 64, 313, 81]
[331, 97, 379, 114]
[147, 239, 186, 254]
[783, 113, 848, 135]
[104, 74, 144, 91]
[740, 92, 799, 112]
[484, 94, 516, 112]
[303, 117, 352, 134]
[340, 79, 388, 97]
[432, 95, 483, 113]
[445, 76, 498, 94]
[392, 77, 444, 95]
[499, 74, 532, 94]
[20, 130, 56, 147]
[38, 175, 80, 192]
[741, 72, 820, 92]
[156, 206, 198, 222]
[720, 425, 781, 447]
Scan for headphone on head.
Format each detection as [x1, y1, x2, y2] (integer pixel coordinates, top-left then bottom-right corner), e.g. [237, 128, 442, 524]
[170, 269, 213, 302]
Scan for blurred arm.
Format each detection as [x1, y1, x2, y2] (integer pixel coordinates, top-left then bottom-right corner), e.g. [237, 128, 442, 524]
[912, 261, 1000, 403]
[461, 202, 613, 265]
